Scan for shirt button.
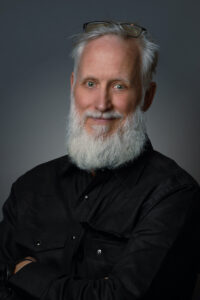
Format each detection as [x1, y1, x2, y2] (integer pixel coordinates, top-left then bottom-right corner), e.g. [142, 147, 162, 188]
[72, 235, 76, 240]
[35, 240, 41, 247]
[84, 195, 89, 200]
[97, 249, 102, 255]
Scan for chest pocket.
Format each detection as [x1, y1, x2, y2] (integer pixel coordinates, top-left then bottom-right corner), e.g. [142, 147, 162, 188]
[14, 227, 69, 271]
[80, 225, 129, 278]
[85, 237, 127, 264]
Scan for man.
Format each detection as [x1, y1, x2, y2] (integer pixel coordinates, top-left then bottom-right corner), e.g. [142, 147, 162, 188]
[0, 21, 200, 300]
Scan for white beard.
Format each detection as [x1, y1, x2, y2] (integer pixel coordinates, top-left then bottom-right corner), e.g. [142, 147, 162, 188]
[66, 94, 147, 170]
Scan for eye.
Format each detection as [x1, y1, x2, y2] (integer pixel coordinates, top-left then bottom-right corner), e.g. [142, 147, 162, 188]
[114, 84, 125, 90]
[86, 81, 95, 88]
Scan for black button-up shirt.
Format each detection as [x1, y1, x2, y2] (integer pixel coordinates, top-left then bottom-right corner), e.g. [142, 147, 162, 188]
[0, 140, 200, 299]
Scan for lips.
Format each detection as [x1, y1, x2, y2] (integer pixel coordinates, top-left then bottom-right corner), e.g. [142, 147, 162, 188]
[90, 117, 116, 124]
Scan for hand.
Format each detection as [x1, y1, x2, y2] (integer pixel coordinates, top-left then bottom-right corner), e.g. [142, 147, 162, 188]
[14, 256, 36, 274]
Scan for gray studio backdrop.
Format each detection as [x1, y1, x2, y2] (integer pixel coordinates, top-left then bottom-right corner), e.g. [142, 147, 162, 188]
[0, 0, 200, 220]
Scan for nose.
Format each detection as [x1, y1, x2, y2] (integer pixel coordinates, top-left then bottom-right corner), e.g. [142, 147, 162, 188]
[94, 86, 112, 112]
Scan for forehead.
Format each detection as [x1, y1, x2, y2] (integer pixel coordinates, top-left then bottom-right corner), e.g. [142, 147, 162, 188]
[77, 35, 141, 77]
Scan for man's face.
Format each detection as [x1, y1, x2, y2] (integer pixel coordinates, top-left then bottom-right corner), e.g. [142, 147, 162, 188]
[71, 35, 143, 137]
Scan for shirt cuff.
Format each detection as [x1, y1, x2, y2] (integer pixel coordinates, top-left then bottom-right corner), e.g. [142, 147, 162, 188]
[8, 261, 63, 299]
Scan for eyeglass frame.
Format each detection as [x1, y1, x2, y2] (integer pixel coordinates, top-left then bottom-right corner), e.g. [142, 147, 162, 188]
[83, 21, 147, 38]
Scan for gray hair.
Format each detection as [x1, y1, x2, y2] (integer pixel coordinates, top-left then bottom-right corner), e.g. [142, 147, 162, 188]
[71, 22, 159, 90]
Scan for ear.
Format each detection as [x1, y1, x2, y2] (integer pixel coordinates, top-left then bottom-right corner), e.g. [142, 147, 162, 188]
[141, 82, 157, 112]
[70, 72, 74, 89]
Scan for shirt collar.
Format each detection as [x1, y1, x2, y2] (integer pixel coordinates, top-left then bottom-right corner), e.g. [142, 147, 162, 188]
[112, 137, 154, 187]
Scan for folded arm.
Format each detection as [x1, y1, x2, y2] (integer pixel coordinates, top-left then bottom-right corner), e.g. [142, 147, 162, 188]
[1, 183, 200, 300]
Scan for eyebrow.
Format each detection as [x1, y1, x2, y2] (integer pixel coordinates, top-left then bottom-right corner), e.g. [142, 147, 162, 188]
[80, 76, 97, 82]
[111, 78, 131, 84]
[80, 76, 131, 84]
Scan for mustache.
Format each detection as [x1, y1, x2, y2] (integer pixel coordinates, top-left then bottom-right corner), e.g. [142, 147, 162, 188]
[83, 110, 123, 120]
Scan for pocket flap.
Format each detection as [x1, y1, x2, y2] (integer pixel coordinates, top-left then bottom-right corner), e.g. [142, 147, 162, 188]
[85, 221, 131, 240]
[15, 226, 67, 251]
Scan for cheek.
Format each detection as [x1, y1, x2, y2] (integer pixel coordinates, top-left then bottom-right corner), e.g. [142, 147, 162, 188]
[73, 89, 87, 113]
[73, 86, 94, 113]
[114, 95, 139, 116]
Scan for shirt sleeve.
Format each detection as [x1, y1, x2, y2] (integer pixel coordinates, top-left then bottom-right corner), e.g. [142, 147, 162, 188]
[7, 183, 200, 300]
[0, 185, 26, 300]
